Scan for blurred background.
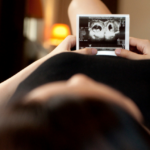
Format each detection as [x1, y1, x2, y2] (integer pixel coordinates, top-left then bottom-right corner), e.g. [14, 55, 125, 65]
[0, 0, 149, 82]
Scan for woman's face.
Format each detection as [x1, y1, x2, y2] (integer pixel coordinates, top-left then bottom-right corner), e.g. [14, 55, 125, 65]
[25, 74, 142, 123]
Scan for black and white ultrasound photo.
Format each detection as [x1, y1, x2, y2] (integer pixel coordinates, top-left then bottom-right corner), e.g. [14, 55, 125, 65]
[77, 15, 130, 55]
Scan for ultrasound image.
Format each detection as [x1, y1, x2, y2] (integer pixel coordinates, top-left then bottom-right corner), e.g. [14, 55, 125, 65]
[79, 16, 127, 51]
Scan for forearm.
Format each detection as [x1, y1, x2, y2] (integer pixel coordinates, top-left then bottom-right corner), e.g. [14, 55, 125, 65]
[0, 54, 51, 104]
[68, 0, 111, 35]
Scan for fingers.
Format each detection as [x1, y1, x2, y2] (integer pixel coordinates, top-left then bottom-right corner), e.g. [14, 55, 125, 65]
[117, 37, 150, 60]
[115, 48, 150, 60]
[130, 37, 150, 54]
[74, 48, 97, 55]
[57, 35, 76, 50]
[65, 35, 76, 50]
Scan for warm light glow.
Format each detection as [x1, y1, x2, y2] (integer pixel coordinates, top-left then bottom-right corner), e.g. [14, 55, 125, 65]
[50, 24, 71, 46]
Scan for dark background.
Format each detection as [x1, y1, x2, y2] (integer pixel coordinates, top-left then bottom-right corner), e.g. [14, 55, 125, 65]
[0, 0, 25, 82]
[101, 0, 118, 14]
[0, 0, 118, 82]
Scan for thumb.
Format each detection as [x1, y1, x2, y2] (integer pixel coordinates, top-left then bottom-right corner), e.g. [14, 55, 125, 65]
[74, 48, 97, 55]
[115, 48, 146, 60]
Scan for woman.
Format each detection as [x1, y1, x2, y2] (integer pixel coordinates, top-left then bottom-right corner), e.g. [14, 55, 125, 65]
[0, 0, 150, 149]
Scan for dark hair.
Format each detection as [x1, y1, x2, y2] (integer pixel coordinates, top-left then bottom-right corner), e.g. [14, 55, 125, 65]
[0, 95, 149, 150]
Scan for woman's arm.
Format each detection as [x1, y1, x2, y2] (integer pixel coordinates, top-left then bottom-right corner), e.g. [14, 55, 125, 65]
[68, 0, 111, 35]
[0, 54, 52, 104]
[0, 36, 97, 104]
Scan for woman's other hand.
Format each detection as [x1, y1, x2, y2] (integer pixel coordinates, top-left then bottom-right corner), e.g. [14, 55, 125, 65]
[49, 35, 97, 57]
[115, 37, 150, 60]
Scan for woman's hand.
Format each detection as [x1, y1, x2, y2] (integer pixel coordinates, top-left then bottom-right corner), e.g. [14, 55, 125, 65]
[48, 35, 97, 58]
[115, 37, 150, 60]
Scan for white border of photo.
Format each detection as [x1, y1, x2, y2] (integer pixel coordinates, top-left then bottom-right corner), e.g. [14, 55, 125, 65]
[76, 14, 130, 56]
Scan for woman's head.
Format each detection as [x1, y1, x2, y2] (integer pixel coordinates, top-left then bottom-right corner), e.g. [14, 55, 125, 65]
[0, 95, 149, 150]
[25, 74, 142, 123]
[0, 74, 149, 149]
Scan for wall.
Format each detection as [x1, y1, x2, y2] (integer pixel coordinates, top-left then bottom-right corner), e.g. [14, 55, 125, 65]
[42, 0, 71, 40]
[52, 0, 71, 25]
[42, 0, 56, 40]
[118, 0, 150, 40]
